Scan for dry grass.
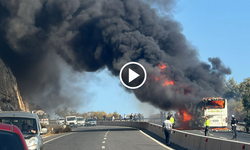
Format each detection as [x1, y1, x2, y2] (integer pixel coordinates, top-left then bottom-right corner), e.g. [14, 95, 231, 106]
[41, 124, 71, 137]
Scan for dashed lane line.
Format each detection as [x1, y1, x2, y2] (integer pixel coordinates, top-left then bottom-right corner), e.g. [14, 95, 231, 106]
[104, 138, 107, 140]
[139, 130, 174, 150]
[102, 146, 105, 149]
[44, 133, 75, 144]
[102, 141, 105, 143]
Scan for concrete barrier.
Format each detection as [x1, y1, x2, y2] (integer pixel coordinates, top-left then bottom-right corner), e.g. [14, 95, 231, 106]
[97, 121, 250, 150]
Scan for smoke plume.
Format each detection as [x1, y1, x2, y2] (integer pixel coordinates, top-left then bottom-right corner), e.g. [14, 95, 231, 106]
[0, 0, 231, 112]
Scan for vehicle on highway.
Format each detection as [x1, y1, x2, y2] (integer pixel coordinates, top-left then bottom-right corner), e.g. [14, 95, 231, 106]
[0, 111, 48, 150]
[33, 110, 50, 125]
[76, 117, 85, 126]
[203, 97, 228, 127]
[85, 118, 97, 126]
[65, 116, 77, 127]
[56, 117, 65, 125]
[0, 123, 28, 150]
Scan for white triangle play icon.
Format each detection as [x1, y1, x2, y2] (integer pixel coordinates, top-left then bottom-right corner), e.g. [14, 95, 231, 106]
[129, 68, 140, 83]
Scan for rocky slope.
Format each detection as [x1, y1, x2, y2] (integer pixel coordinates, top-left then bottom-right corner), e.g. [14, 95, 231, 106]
[0, 58, 29, 111]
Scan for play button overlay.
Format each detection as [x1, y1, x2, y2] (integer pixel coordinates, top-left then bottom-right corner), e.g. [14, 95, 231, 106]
[129, 68, 140, 83]
[120, 62, 147, 89]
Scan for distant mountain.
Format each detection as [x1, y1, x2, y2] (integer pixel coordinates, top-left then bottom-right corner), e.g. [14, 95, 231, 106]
[0, 58, 29, 111]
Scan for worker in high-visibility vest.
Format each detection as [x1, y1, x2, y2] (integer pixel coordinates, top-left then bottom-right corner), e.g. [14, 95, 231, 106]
[170, 115, 175, 129]
[204, 116, 209, 136]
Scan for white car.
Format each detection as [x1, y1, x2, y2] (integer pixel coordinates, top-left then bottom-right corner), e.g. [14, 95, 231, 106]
[76, 117, 85, 126]
[56, 117, 65, 125]
[85, 118, 97, 126]
[0, 111, 48, 150]
[65, 116, 77, 127]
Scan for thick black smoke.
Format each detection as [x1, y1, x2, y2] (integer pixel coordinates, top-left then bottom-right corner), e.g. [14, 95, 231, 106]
[0, 0, 231, 112]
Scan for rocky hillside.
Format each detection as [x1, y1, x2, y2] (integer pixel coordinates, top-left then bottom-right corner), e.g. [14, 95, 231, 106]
[0, 58, 29, 111]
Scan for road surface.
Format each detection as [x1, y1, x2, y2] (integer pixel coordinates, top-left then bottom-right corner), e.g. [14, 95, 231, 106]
[153, 121, 250, 143]
[43, 126, 187, 150]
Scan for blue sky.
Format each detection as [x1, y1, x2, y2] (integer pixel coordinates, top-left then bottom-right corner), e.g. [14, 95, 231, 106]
[77, 0, 250, 117]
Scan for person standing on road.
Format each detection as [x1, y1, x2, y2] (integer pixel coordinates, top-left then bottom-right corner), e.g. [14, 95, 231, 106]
[160, 111, 163, 123]
[170, 115, 175, 129]
[112, 115, 115, 121]
[231, 115, 238, 139]
[130, 113, 133, 121]
[204, 116, 210, 136]
[124, 114, 126, 121]
[134, 113, 137, 121]
[103, 115, 106, 121]
[162, 116, 172, 146]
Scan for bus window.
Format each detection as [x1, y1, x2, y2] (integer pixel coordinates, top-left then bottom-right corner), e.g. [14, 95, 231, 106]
[206, 100, 225, 109]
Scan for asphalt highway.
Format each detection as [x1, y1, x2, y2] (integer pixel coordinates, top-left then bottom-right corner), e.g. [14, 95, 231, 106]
[153, 122, 250, 143]
[43, 126, 187, 150]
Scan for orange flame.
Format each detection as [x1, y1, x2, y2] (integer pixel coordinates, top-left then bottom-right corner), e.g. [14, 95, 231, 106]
[154, 63, 175, 86]
[163, 80, 174, 86]
[212, 127, 228, 131]
[206, 100, 224, 108]
[181, 110, 192, 122]
[158, 62, 167, 70]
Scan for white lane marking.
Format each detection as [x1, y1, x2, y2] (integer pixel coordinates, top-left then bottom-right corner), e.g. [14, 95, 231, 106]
[220, 137, 227, 139]
[104, 138, 106, 140]
[44, 133, 75, 144]
[102, 141, 105, 143]
[139, 130, 174, 150]
[210, 134, 214, 136]
[105, 135, 107, 137]
[102, 146, 105, 149]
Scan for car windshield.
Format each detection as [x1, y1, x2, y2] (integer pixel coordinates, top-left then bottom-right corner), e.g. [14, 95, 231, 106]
[66, 117, 76, 121]
[59, 118, 65, 121]
[77, 118, 84, 121]
[0, 117, 37, 135]
[0, 130, 25, 150]
[87, 119, 95, 121]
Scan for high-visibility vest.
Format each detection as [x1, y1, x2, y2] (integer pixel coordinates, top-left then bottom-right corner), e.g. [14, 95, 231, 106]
[205, 119, 209, 126]
[170, 117, 174, 124]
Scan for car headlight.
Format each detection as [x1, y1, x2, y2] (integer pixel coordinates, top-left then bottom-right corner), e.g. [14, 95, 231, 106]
[27, 137, 38, 147]
[66, 122, 69, 125]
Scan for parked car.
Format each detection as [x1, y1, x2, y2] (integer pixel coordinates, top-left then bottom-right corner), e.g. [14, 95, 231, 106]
[65, 116, 77, 127]
[76, 117, 85, 126]
[85, 118, 97, 126]
[0, 123, 28, 150]
[56, 117, 65, 125]
[0, 111, 48, 150]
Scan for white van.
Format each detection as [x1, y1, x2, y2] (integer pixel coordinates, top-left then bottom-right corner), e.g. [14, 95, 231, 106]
[76, 117, 85, 126]
[65, 116, 77, 127]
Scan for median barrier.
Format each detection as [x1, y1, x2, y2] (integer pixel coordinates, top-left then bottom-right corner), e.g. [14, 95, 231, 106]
[97, 121, 250, 150]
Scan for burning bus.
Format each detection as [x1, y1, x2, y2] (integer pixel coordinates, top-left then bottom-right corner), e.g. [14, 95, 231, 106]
[32, 110, 50, 125]
[202, 97, 228, 128]
[182, 97, 228, 129]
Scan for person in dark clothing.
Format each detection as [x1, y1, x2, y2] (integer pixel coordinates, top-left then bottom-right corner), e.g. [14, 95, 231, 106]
[130, 113, 133, 121]
[160, 111, 163, 123]
[103, 115, 106, 121]
[231, 115, 238, 139]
